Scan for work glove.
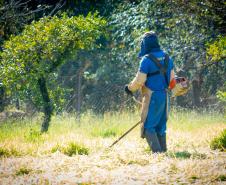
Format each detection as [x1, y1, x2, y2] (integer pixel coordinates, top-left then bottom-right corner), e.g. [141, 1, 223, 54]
[124, 85, 133, 96]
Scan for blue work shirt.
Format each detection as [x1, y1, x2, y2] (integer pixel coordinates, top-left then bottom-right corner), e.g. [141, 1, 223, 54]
[139, 50, 174, 91]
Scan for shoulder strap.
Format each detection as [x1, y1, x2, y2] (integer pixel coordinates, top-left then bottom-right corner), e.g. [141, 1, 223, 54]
[146, 53, 167, 74]
[146, 53, 169, 86]
[164, 54, 169, 86]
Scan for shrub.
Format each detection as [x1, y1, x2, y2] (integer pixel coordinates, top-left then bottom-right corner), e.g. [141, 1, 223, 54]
[210, 129, 226, 151]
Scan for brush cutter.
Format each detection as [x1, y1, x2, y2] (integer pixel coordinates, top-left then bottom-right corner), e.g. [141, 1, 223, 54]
[109, 120, 141, 148]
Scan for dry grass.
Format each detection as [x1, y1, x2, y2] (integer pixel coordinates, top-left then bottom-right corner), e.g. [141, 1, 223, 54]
[0, 109, 225, 184]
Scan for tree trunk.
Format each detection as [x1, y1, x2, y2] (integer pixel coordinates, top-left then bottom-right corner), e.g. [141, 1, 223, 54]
[192, 78, 201, 107]
[76, 71, 82, 119]
[16, 98, 20, 110]
[75, 60, 91, 119]
[0, 86, 5, 112]
[38, 76, 53, 133]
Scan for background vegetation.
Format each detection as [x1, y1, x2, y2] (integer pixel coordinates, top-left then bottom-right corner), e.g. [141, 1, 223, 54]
[0, 1, 225, 184]
[0, 0, 225, 132]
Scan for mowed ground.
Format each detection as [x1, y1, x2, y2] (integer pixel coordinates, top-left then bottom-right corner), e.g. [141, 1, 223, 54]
[0, 110, 225, 185]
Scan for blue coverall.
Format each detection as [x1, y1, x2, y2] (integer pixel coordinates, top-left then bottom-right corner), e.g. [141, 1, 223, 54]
[139, 47, 174, 136]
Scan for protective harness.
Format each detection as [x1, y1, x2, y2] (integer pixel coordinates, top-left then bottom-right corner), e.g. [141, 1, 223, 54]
[145, 53, 169, 87]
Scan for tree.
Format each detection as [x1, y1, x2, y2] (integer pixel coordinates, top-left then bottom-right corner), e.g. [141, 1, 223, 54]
[0, 0, 64, 112]
[0, 13, 106, 132]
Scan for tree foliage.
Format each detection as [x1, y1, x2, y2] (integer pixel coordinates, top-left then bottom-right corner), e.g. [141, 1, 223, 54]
[0, 0, 225, 120]
[207, 36, 226, 62]
[108, 0, 226, 107]
[0, 13, 106, 131]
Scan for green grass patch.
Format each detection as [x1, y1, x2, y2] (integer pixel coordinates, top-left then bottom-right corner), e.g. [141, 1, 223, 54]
[63, 142, 89, 156]
[169, 108, 225, 131]
[0, 147, 21, 157]
[102, 129, 117, 138]
[167, 151, 192, 159]
[51, 144, 61, 153]
[167, 151, 207, 159]
[0, 110, 224, 157]
[24, 128, 43, 143]
[91, 128, 117, 138]
[51, 142, 89, 156]
[15, 167, 32, 176]
[210, 129, 226, 151]
[215, 174, 226, 181]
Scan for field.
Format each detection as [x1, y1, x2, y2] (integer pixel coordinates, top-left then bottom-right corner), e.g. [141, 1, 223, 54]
[0, 109, 225, 185]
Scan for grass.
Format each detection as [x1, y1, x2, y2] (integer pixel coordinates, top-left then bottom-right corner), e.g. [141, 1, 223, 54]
[0, 109, 225, 157]
[0, 147, 21, 157]
[0, 109, 225, 184]
[15, 167, 32, 176]
[166, 151, 207, 159]
[215, 174, 226, 181]
[51, 142, 89, 156]
[210, 129, 226, 151]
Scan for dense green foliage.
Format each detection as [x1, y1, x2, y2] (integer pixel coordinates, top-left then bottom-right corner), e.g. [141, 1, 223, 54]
[1, 13, 106, 88]
[108, 0, 225, 107]
[0, 13, 106, 131]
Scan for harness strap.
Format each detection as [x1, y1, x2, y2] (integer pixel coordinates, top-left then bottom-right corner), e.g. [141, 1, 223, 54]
[145, 53, 169, 86]
[147, 71, 160, 77]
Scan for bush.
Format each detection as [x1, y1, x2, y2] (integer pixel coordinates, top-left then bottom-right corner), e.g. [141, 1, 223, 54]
[210, 129, 226, 151]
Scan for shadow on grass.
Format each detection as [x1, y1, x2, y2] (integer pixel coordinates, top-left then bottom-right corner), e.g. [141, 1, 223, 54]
[167, 151, 207, 159]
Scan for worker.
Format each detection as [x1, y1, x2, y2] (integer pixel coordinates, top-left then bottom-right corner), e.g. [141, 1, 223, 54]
[125, 31, 176, 153]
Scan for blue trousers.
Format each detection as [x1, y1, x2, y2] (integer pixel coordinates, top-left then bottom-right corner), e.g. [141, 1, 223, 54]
[144, 91, 169, 136]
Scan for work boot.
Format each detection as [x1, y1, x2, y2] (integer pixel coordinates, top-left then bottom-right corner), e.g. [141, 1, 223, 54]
[145, 130, 162, 153]
[157, 133, 167, 152]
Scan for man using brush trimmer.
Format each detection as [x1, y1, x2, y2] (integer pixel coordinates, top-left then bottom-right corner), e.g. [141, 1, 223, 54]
[125, 31, 177, 153]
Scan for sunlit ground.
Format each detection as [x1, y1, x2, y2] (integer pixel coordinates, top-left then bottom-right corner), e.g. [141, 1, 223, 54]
[0, 109, 225, 184]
